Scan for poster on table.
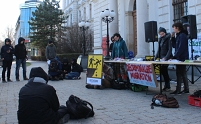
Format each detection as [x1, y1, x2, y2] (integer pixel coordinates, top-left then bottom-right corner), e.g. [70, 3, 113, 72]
[86, 54, 103, 85]
[126, 62, 158, 87]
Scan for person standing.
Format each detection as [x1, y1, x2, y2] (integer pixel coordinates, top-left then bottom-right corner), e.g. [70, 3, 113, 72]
[1, 38, 14, 82]
[155, 27, 173, 91]
[170, 22, 189, 95]
[17, 67, 69, 124]
[45, 40, 57, 61]
[111, 33, 129, 82]
[111, 33, 128, 59]
[15, 37, 29, 81]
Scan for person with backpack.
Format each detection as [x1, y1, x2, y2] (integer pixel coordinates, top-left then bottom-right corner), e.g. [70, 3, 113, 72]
[15, 37, 29, 81]
[1, 38, 15, 82]
[48, 57, 62, 81]
[17, 67, 69, 124]
[65, 58, 83, 80]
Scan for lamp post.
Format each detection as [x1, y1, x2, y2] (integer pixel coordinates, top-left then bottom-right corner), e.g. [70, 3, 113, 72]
[79, 21, 90, 56]
[100, 9, 115, 60]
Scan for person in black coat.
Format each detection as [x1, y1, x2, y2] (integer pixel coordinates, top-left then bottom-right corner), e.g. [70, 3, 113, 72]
[0, 38, 14, 82]
[155, 27, 173, 91]
[109, 36, 115, 53]
[65, 58, 83, 80]
[62, 58, 71, 78]
[170, 22, 189, 95]
[17, 67, 69, 124]
[15, 37, 29, 81]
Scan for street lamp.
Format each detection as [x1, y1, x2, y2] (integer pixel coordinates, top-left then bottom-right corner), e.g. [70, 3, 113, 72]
[79, 21, 90, 56]
[100, 9, 115, 60]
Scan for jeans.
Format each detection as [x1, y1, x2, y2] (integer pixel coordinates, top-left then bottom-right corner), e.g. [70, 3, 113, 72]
[2, 60, 12, 80]
[16, 59, 27, 79]
[161, 65, 170, 88]
[65, 72, 80, 79]
[175, 65, 189, 92]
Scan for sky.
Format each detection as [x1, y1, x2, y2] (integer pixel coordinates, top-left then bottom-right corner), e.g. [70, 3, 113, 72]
[0, 0, 26, 40]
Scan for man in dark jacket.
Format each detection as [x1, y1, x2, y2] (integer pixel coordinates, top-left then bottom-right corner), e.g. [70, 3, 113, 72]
[170, 22, 189, 95]
[17, 67, 69, 124]
[1, 38, 14, 82]
[65, 58, 83, 80]
[46, 40, 57, 60]
[15, 37, 29, 81]
[62, 58, 71, 78]
[155, 27, 173, 91]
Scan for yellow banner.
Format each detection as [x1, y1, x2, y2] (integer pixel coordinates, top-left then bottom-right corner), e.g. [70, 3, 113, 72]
[87, 54, 103, 78]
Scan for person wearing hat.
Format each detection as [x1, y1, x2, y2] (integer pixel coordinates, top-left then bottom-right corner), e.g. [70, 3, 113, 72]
[15, 37, 29, 81]
[17, 67, 69, 124]
[0, 38, 15, 82]
[45, 40, 57, 61]
[155, 27, 173, 92]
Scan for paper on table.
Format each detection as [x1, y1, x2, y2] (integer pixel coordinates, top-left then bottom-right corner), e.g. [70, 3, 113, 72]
[168, 59, 181, 62]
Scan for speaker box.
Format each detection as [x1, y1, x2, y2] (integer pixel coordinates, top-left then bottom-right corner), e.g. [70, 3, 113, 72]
[144, 21, 158, 42]
[181, 15, 197, 39]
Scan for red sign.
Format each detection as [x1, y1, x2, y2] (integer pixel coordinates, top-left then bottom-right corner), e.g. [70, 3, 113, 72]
[126, 63, 158, 87]
[101, 37, 107, 56]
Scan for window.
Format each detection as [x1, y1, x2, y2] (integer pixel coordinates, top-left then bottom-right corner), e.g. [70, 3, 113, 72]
[172, 0, 188, 22]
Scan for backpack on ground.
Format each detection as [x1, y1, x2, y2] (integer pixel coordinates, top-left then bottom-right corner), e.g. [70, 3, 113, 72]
[66, 95, 94, 119]
[162, 97, 179, 108]
[49, 59, 58, 72]
[151, 94, 179, 109]
[151, 94, 167, 107]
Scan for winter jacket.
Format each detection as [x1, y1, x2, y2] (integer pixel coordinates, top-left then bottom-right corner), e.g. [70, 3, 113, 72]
[15, 38, 27, 60]
[155, 33, 173, 60]
[109, 42, 114, 52]
[71, 59, 83, 74]
[1, 43, 14, 61]
[45, 44, 57, 60]
[62, 58, 71, 74]
[172, 31, 189, 61]
[111, 38, 128, 59]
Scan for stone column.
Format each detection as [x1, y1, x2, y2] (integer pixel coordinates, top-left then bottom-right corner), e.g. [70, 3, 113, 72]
[125, 11, 134, 52]
[136, 0, 150, 58]
[109, 0, 118, 37]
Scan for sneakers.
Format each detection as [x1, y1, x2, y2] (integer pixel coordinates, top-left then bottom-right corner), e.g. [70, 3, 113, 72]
[24, 77, 29, 80]
[178, 90, 190, 94]
[7, 79, 13, 82]
[73, 77, 81, 80]
[170, 90, 180, 95]
[58, 114, 70, 124]
[162, 87, 171, 92]
[2, 79, 7, 83]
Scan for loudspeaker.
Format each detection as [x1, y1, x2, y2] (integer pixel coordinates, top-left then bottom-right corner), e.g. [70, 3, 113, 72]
[181, 15, 197, 39]
[144, 21, 158, 42]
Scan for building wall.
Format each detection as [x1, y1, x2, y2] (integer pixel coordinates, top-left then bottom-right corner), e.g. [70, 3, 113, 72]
[61, 0, 201, 57]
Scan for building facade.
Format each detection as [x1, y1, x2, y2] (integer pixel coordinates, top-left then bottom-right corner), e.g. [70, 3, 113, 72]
[15, 0, 42, 57]
[63, 0, 201, 58]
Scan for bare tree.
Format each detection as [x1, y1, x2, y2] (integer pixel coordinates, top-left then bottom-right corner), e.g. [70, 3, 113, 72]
[56, 25, 94, 54]
[0, 26, 15, 48]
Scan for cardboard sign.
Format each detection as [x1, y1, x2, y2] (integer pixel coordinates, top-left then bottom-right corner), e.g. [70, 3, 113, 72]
[86, 54, 103, 85]
[126, 63, 158, 87]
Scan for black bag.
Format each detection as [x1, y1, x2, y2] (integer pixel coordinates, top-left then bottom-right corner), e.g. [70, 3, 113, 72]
[66, 95, 94, 119]
[162, 97, 179, 108]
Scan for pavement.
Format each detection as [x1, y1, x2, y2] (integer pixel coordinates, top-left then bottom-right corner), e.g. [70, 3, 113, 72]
[0, 60, 201, 124]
